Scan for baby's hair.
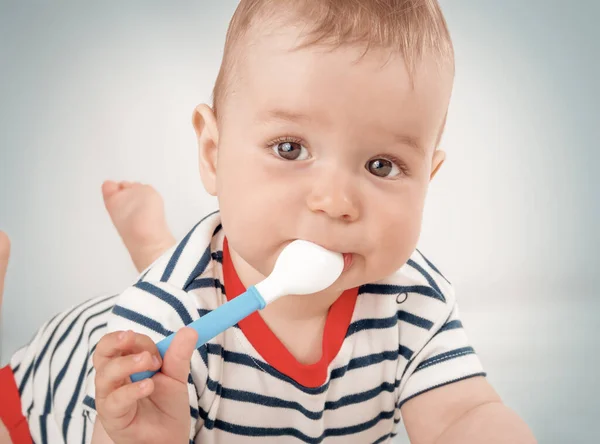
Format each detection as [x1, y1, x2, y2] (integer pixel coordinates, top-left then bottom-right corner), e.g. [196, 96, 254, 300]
[212, 0, 454, 119]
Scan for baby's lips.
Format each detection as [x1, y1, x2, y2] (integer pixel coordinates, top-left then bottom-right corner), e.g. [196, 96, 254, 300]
[342, 253, 354, 271]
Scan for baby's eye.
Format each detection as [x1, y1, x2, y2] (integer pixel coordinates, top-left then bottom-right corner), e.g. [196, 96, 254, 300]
[272, 141, 310, 161]
[365, 158, 402, 178]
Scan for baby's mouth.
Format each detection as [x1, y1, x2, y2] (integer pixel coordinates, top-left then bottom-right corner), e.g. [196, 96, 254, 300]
[342, 253, 353, 272]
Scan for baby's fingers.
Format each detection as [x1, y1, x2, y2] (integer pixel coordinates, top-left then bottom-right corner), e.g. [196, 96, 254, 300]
[161, 327, 198, 384]
[96, 351, 161, 400]
[93, 330, 158, 370]
[100, 379, 155, 429]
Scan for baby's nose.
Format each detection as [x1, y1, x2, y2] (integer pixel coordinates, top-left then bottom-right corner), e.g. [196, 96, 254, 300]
[306, 173, 360, 222]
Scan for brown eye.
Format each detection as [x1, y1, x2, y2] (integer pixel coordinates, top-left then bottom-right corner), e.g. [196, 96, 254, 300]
[272, 141, 309, 161]
[366, 158, 399, 177]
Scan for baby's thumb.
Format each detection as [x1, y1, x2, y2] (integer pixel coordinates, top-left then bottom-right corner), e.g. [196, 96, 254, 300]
[161, 327, 198, 383]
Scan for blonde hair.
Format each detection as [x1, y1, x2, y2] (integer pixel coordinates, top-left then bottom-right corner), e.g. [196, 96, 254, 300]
[212, 0, 454, 118]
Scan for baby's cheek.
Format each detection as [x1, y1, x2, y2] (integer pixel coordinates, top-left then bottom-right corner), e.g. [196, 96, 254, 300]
[371, 217, 420, 270]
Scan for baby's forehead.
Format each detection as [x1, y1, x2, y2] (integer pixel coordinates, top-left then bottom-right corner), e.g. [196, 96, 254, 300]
[235, 26, 452, 101]
[243, 30, 450, 100]
[212, 1, 454, 121]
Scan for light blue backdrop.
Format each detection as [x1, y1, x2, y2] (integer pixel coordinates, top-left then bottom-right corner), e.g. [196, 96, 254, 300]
[0, 1, 598, 442]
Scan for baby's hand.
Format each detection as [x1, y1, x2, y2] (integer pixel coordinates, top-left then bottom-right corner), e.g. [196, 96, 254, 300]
[92, 328, 198, 444]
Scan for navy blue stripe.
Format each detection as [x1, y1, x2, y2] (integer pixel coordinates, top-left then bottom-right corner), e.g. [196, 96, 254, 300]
[161, 210, 219, 282]
[218, 380, 397, 421]
[134, 281, 194, 326]
[11, 313, 61, 397]
[416, 249, 450, 284]
[344, 349, 399, 374]
[82, 411, 88, 444]
[406, 259, 445, 302]
[52, 306, 112, 394]
[397, 311, 442, 383]
[397, 310, 434, 330]
[12, 363, 20, 374]
[438, 319, 462, 334]
[198, 343, 209, 367]
[197, 340, 226, 368]
[333, 348, 398, 380]
[112, 305, 174, 337]
[211, 250, 223, 263]
[219, 387, 325, 419]
[398, 372, 486, 409]
[32, 294, 116, 378]
[346, 316, 396, 337]
[19, 295, 115, 396]
[206, 375, 219, 393]
[39, 414, 48, 444]
[399, 344, 414, 360]
[198, 308, 212, 317]
[360, 283, 445, 302]
[83, 395, 95, 410]
[159, 212, 212, 282]
[205, 346, 404, 395]
[187, 277, 226, 293]
[27, 305, 88, 391]
[207, 409, 394, 443]
[18, 361, 34, 396]
[40, 296, 115, 415]
[373, 433, 393, 444]
[326, 381, 398, 411]
[62, 322, 107, 438]
[86, 342, 99, 379]
[183, 246, 213, 290]
[414, 346, 475, 373]
[347, 308, 435, 337]
[210, 349, 330, 394]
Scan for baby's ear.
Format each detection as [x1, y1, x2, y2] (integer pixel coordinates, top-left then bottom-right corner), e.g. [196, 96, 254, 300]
[193, 104, 219, 196]
[430, 149, 446, 180]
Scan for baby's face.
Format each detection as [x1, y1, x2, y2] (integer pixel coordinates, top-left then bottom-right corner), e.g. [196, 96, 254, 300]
[209, 26, 452, 291]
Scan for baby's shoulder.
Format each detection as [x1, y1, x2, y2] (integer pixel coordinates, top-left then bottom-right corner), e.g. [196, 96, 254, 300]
[356, 249, 455, 341]
[363, 248, 454, 308]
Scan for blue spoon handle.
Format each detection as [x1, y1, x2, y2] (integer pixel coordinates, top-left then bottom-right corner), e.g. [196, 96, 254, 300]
[130, 286, 266, 382]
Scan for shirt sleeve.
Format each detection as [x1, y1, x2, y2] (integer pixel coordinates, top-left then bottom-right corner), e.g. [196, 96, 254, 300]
[82, 279, 212, 441]
[397, 299, 486, 409]
[391, 250, 487, 424]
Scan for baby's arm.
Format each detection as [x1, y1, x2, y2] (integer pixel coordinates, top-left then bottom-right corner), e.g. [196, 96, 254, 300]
[402, 376, 536, 443]
[91, 328, 197, 444]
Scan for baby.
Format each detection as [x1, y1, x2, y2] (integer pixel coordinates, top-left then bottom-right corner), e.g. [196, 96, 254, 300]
[1, 1, 536, 443]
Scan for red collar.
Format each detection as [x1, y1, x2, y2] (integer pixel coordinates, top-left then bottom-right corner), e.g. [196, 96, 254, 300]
[222, 237, 358, 388]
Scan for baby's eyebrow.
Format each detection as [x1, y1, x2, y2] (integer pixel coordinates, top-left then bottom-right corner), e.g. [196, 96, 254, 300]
[392, 133, 424, 156]
[260, 108, 312, 123]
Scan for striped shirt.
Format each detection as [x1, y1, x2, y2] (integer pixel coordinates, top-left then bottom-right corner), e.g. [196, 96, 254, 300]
[11, 211, 485, 443]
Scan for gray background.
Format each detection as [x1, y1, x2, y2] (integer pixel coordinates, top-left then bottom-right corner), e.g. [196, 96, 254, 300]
[0, 1, 598, 442]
